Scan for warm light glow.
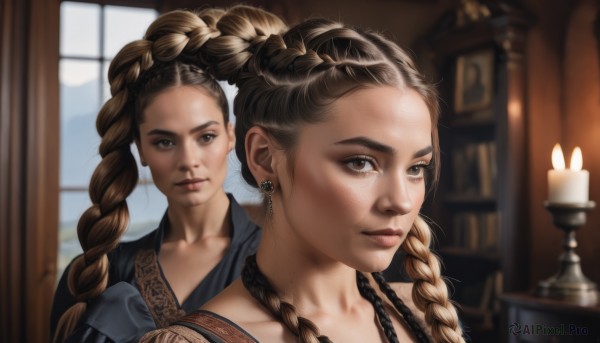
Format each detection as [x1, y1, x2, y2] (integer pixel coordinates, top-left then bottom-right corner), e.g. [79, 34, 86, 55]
[552, 143, 566, 170]
[571, 147, 583, 171]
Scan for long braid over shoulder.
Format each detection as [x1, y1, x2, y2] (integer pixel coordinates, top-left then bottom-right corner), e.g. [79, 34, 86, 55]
[402, 216, 465, 342]
[188, 11, 465, 343]
[52, 9, 245, 342]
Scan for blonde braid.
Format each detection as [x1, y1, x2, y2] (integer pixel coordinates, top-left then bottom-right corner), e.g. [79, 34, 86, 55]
[402, 216, 465, 343]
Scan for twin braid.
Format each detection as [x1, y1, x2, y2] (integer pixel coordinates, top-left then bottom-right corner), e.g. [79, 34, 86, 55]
[371, 272, 431, 343]
[241, 255, 437, 342]
[355, 272, 400, 343]
[402, 217, 465, 343]
[53, 10, 226, 343]
[241, 255, 333, 343]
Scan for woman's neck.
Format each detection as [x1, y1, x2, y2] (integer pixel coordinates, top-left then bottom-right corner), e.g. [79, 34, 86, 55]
[165, 191, 231, 243]
[255, 221, 363, 315]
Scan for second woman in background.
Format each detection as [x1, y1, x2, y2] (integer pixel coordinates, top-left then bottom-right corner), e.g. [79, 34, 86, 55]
[50, 8, 287, 343]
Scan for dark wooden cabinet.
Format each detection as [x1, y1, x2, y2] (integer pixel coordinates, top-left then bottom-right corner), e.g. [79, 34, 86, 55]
[421, 2, 532, 340]
[501, 293, 600, 343]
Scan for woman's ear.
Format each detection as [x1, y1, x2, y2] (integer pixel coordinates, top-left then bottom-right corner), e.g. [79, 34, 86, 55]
[226, 122, 235, 152]
[245, 126, 280, 183]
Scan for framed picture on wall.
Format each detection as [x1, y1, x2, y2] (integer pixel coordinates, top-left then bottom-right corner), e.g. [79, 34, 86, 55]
[454, 49, 494, 113]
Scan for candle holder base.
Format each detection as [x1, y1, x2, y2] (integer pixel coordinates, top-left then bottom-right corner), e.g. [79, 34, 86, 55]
[535, 201, 598, 306]
[536, 277, 598, 306]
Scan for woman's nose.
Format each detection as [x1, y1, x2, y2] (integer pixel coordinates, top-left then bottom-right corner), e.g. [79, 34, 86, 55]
[376, 172, 415, 215]
[178, 140, 200, 170]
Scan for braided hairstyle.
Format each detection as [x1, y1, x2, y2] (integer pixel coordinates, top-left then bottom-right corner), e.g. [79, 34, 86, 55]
[52, 10, 234, 343]
[194, 9, 465, 343]
[53, 4, 462, 342]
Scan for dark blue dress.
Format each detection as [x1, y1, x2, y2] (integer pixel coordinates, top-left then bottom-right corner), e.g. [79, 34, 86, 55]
[50, 194, 261, 343]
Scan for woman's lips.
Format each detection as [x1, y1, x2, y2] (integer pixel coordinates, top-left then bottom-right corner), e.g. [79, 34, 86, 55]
[362, 228, 403, 248]
[175, 178, 207, 191]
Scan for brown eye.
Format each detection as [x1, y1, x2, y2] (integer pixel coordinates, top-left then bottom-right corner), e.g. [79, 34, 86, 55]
[154, 139, 175, 149]
[199, 134, 216, 144]
[407, 162, 429, 178]
[345, 157, 375, 173]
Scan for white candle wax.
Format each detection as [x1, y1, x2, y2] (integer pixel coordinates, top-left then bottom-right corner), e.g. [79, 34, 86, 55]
[547, 144, 589, 204]
[548, 169, 589, 203]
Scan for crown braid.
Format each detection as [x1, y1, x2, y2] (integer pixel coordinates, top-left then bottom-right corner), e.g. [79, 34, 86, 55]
[402, 216, 465, 343]
[241, 255, 333, 343]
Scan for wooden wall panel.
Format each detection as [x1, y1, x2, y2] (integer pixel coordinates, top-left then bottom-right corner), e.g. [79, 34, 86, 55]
[0, 0, 59, 342]
[563, 0, 600, 287]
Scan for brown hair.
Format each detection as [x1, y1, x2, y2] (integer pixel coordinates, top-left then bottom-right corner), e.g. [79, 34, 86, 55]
[52, 11, 230, 342]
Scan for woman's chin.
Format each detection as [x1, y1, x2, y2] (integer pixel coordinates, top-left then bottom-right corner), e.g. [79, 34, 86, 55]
[347, 252, 396, 274]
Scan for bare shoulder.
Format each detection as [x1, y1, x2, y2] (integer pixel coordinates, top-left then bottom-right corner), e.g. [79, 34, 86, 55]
[201, 279, 267, 321]
[139, 325, 210, 343]
[201, 279, 291, 341]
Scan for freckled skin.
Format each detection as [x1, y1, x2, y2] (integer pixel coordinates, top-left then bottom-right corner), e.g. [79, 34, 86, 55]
[136, 85, 234, 209]
[275, 86, 432, 272]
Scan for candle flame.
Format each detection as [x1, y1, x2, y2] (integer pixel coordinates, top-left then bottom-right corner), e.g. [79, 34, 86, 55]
[571, 147, 583, 171]
[552, 143, 565, 170]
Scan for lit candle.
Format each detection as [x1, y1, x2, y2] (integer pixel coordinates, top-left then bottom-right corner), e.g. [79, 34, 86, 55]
[547, 143, 590, 203]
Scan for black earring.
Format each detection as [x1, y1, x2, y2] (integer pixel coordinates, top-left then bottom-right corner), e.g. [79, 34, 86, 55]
[259, 179, 275, 215]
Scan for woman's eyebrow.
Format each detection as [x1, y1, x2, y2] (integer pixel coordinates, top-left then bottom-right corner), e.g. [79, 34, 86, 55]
[146, 120, 220, 136]
[413, 146, 433, 158]
[334, 136, 394, 154]
[334, 137, 433, 159]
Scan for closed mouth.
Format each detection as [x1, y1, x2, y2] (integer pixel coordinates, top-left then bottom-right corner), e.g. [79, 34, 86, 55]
[175, 178, 206, 186]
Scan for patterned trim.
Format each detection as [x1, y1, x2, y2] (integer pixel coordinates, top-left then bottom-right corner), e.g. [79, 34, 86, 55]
[135, 249, 186, 328]
[176, 311, 258, 343]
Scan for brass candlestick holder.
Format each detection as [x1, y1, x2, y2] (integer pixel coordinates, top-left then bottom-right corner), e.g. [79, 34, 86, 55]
[536, 201, 598, 305]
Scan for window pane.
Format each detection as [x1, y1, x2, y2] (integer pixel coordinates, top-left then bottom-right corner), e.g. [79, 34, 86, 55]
[123, 184, 167, 241]
[103, 6, 157, 59]
[60, 59, 101, 187]
[219, 81, 261, 204]
[58, 191, 90, 278]
[60, 2, 100, 57]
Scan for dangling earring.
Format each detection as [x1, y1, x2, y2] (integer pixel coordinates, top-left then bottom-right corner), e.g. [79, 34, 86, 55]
[141, 160, 148, 167]
[259, 179, 275, 215]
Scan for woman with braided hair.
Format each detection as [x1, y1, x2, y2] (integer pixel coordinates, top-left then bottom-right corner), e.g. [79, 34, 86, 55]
[135, 5, 469, 343]
[50, 8, 287, 343]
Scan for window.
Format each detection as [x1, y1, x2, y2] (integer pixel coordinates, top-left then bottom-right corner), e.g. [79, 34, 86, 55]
[58, 2, 161, 278]
[58, 2, 261, 280]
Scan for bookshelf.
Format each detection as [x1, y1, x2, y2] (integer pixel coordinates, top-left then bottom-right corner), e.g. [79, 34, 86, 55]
[421, 2, 532, 340]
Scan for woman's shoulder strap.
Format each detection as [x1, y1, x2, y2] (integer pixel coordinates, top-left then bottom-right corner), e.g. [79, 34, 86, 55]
[174, 310, 259, 343]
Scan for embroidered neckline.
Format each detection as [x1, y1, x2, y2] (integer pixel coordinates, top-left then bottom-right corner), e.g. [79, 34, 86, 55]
[135, 249, 186, 328]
